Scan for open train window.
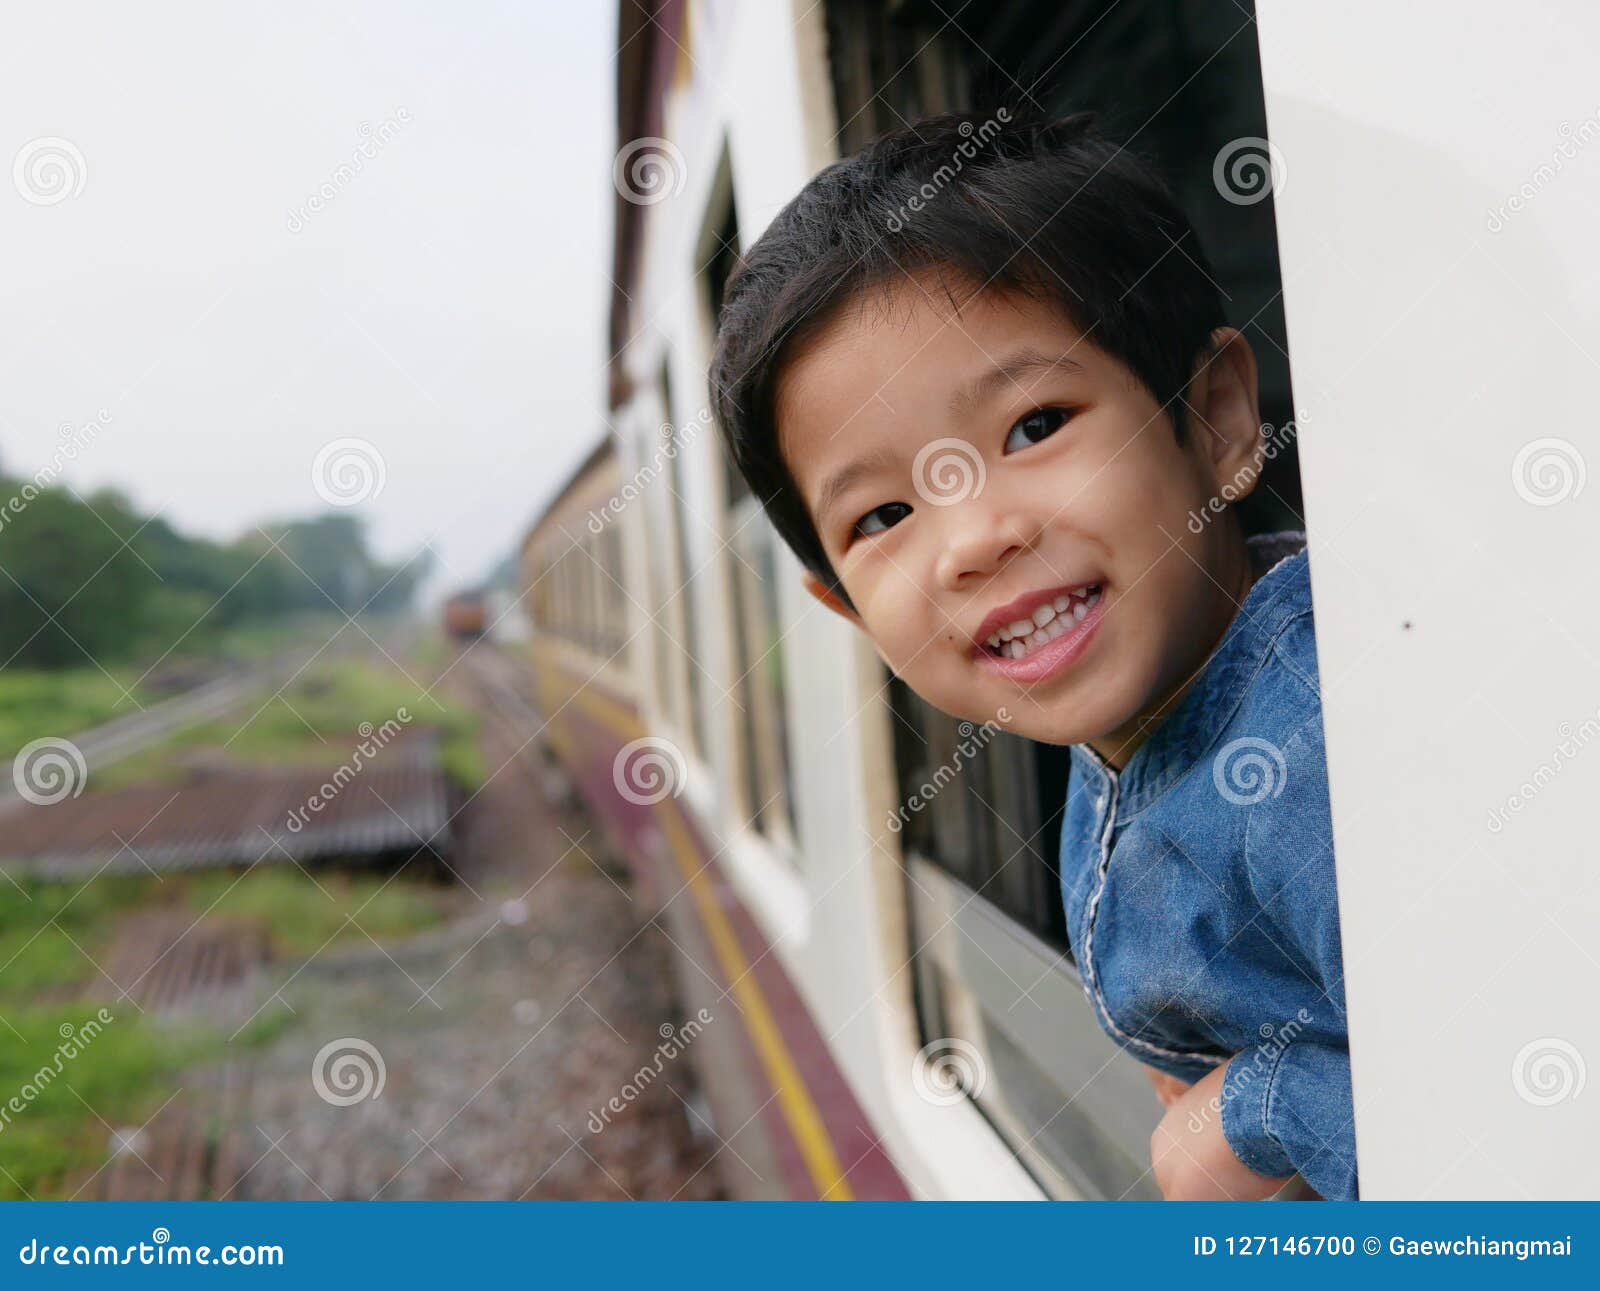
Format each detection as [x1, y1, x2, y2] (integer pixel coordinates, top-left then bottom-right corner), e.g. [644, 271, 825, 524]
[825, 0, 1300, 1198]
[644, 361, 709, 754]
[702, 166, 798, 847]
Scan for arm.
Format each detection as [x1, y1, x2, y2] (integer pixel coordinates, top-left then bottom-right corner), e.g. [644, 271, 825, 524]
[1218, 1039, 1357, 1200]
[1222, 698, 1360, 1200]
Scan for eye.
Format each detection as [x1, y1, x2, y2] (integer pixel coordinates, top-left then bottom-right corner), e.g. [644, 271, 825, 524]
[854, 501, 911, 537]
[1003, 406, 1071, 454]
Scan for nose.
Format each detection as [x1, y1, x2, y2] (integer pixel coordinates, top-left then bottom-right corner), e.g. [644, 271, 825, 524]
[933, 501, 1036, 591]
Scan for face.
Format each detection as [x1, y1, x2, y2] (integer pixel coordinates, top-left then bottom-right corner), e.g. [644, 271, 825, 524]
[777, 277, 1264, 760]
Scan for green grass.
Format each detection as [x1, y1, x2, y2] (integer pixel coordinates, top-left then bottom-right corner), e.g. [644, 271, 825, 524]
[0, 864, 445, 1198]
[0, 669, 145, 760]
[183, 868, 441, 958]
[0, 1004, 205, 1200]
[93, 655, 483, 792]
[0, 875, 161, 1007]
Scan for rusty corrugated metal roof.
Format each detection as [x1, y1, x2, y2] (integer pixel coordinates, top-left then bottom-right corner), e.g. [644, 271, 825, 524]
[0, 733, 452, 878]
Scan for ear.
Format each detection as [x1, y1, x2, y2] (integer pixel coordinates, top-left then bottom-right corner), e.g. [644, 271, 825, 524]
[1185, 327, 1264, 501]
[802, 571, 863, 628]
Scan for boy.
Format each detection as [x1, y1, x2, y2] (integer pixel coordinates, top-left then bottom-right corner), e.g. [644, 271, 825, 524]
[708, 113, 1356, 1201]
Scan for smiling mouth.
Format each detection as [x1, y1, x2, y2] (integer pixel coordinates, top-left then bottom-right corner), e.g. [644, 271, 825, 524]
[980, 585, 1103, 660]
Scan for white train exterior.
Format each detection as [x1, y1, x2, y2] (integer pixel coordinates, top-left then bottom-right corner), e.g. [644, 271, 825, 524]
[520, 0, 1600, 1200]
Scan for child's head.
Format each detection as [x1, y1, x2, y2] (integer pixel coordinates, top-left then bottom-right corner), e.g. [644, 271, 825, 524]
[710, 113, 1268, 755]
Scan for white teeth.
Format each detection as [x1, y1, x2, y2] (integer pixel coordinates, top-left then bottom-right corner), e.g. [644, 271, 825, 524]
[983, 586, 1105, 660]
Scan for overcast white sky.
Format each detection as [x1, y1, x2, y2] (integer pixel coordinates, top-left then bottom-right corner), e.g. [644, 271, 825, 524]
[0, 1, 615, 600]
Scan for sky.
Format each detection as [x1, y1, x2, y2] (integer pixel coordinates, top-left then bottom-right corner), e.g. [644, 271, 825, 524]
[0, 1, 616, 601]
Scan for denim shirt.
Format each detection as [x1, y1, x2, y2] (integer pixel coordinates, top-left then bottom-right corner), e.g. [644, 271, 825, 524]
[1058, 537, 1357, 1200]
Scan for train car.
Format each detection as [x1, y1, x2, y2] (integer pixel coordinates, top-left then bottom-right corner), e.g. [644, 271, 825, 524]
[521, 0, 1600, 1200]
[443, 591, 489, 640]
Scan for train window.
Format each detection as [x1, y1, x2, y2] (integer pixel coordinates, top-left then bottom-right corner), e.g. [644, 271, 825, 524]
[826, 0, 1300, 1198]
[656, 361, 709, 754]
[704, 179, 798, 846]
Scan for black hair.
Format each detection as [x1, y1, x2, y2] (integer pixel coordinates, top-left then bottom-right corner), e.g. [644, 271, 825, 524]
[708, 110, 1228, 596]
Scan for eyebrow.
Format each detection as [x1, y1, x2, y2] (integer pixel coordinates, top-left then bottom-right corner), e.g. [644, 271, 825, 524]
[813, 442, 901, 527]
[947, 347, 1087, 419]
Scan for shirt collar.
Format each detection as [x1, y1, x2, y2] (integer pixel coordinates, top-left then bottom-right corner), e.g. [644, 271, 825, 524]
[1068, 533, 1311, 819]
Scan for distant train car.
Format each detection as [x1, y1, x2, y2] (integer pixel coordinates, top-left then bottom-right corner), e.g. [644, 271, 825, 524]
[520, 1, 1600, 1200]
[442, 591, 488, 640]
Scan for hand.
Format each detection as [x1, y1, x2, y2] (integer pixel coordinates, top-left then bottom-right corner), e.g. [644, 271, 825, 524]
[1150, 1056, 1296, 1200]
[1141, 1063, 1191, 1109]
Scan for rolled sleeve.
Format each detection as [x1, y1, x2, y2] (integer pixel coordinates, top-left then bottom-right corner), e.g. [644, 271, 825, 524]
[1220, 1041, 1358, 1200]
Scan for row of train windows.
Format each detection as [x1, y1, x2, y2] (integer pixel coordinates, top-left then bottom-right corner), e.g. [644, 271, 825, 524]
[528, 522, 628, 660]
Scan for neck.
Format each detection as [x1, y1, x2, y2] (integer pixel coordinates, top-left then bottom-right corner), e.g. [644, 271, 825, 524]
[1087, 545, 1258, 772]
